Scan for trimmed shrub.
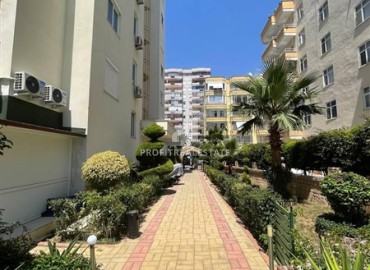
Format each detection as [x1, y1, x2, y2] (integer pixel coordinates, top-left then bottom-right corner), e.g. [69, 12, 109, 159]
[350, 119, 370, 175]
[238, 143, 271, 170]
[142, 175, 164, 196]
[320, 172, 370, 224]
[82, 151, 130, 192]
[135, 141, 166, 168]
[143, 123, 165, 142]
[49, 196, 82, 233]
[138, 159, 174, 178]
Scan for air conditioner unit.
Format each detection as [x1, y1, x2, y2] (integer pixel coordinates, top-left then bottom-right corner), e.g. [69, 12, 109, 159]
[134, 86, 142, 98]
[13, 71, 46, 98]
[136, 0, 144, 5]
[44, 85, 68, 107]
[135, 36, 143, 50]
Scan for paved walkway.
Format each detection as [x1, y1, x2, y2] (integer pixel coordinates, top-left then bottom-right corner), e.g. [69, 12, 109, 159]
[34, 170, 269, 270]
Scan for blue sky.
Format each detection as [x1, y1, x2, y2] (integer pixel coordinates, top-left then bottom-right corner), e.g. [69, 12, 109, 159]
[165, 0, 281, 77]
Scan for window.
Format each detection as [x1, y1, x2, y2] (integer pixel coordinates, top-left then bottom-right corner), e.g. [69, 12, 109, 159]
[298, 29, 306, 46]
[220, 111, 225, 117]
[364, 87, 370, 108]
[297, 3, 304, 20]
[326, 100, 337, 119]
[303, 113, 312, 125]
[133, 15, 138, 36]
[108, 0, 120, 33]
[355, 0, 370, 25]
[131, 112, 136, 137]
[104, 57, 119, 98]
[323, 65, 334, 87]
[359, 41, 370, 66]
[132, 62, 137, 85]
[300, 55, 308, 72]
[319, 1, 329, 23]
[208, 95, 224, 103]
[321, 33, 331, 54]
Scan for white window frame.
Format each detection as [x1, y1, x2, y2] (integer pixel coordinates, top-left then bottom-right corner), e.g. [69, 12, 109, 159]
[359, 40, 370, 66]
[300, 55, 308, 72]
[321, 33, 331, 54]
[364, 87, 370, 108]
[355, 0, 370, 26]
[107, 0, 120, 33]
[297, 3, 304, 20]
[326, 100, 337, 120]
[319, 1, 329, 23]
[298, 29, 306, 46]
[323, 65, 334, 87]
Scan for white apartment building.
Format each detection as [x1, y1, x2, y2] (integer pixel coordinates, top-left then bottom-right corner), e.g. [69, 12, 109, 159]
[0, 0, 165, 225]
[164, 68, 211, 142]
[262, 0, 370, 135]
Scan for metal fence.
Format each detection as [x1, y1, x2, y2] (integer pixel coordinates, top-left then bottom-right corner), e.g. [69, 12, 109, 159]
[273, 201, 295, 265]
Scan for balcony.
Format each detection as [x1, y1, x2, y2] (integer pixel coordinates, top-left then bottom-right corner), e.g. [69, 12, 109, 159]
[262, 38, 278, 61]
[205, 117, 227, 122]
[279, 48, 298, 61]
[165, 83, 183, 90]
[275, 24, 296, 47]
[165, 75, 182, 82]
[261, 15, 277, 44]
[275, 0, 295, 25]
[205, 103, 227, 109]
[192, 102, 204, 108]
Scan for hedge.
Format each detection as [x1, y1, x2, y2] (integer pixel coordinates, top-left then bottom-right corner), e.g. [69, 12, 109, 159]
[137, 159, 174, 178]
[204, 165, 282, 248]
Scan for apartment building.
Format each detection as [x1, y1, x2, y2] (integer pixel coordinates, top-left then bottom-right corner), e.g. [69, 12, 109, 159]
[261, 0, 370, 135]
[0, 0, 165, 225]
[164, 68, 211, 142]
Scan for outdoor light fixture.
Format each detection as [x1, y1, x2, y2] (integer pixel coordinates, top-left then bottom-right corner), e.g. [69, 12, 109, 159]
[87, 234, 97, 270]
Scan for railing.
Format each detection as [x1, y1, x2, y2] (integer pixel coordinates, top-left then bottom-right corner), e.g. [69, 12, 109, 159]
[273, 202, 295, 265]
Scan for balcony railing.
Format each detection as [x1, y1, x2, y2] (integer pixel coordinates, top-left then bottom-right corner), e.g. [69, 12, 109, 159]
[275, 0, 295, 25]
[261, 15, 277, 44]
[279, 48, 298, 61]
[262, 38, 278, 61]
[275, 24, 296, 47]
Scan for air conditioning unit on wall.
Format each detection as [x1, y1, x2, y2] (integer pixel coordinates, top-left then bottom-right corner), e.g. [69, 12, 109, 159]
[134, 86, 142, 98]
[13, 71, 46, 98]
[44, 85, 68, 107]
[135, 36, 143, 50]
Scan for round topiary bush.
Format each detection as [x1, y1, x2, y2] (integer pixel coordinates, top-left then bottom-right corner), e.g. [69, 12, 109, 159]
[82, 151, 130, 192]
[320, 172, 370, 224]
[143, 123, 165, 142]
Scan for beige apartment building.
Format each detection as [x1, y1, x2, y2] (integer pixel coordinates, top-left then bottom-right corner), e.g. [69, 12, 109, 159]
[0, 0, 165, 225]
[164, 68, 211, 142]
[262, 0, 370, 135]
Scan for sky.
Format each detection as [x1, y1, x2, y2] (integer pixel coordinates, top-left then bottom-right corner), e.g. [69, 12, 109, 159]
[165, 0, 281, 77]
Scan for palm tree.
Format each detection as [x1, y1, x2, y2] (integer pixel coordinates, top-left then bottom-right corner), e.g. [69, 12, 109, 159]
[233, 59, 322, 172]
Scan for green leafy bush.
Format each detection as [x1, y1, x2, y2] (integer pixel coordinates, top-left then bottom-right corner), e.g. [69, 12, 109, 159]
[117, 183, 154, 212]
[204, 165, 281, 248]
[83, 191, 127, 239]
[238, 143, 272, 170]
[138, 159, 173, 178]
[350, 119, 370, 175]
[0, 210, 33, 269]
[143, 123, 166, 142]
[82, 151, 130, 192]
[320, 172, 370, 224]
[28, 236, 97, 270]
[135, 141, 166, 168]
[142, 175, 164, 196]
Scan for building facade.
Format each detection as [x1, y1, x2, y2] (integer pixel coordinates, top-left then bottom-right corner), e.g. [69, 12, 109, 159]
[164, 68, 211, 142]
[262, 0, 370, 135]
[0, 0, 164, 224]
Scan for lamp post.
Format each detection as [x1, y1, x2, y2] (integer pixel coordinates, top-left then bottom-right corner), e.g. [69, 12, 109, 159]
[87, 234, 97, 270]
[267, 225, 274, 270]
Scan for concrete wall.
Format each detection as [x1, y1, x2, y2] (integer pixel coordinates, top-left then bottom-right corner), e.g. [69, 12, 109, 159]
[0, 126, 74, 223]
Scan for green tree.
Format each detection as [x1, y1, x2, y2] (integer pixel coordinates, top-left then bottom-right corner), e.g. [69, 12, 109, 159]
[205, 126, 224, 146]
[233, 59, 322, 175]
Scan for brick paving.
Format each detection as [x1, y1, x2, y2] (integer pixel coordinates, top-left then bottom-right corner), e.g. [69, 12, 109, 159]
[32, 170, 269, 270]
